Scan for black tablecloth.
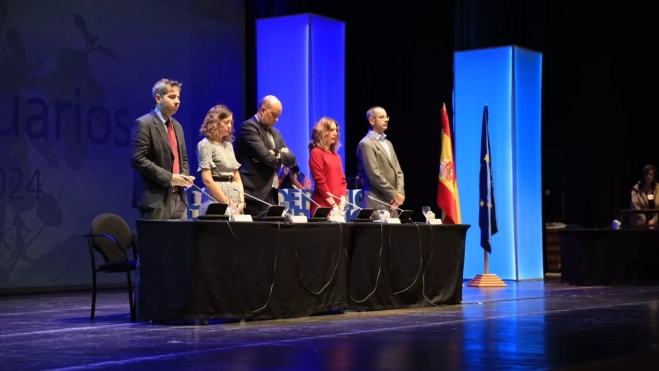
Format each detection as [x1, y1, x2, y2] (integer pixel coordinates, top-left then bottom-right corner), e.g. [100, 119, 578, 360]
[348, 223, 469, 311]
[136, 221, 469, 321]
[136, 220, 349, 321]
[559, 229, 659, 285]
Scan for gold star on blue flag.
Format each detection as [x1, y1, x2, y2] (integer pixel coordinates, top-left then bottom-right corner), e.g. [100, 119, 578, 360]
[479, 105, 498, 253]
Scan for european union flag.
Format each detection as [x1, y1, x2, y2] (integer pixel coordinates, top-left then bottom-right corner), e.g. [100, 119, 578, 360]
[479, 105, 498, 253]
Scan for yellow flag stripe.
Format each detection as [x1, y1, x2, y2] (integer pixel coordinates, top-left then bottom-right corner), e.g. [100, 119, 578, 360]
[439, 132, 457, 198]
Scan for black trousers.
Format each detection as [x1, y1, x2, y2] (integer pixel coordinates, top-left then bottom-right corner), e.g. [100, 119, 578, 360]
[135, 189, 187, 320]
[139, 189, 188, 220]
[244, 188, 278, 217]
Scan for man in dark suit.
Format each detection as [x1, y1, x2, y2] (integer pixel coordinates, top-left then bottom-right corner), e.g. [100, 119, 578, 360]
[131, 78, 194, 220]
[234, 95, 296, 216]
[130, 78, 195, 321]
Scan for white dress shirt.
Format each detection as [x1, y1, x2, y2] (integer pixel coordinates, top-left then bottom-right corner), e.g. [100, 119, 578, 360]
[368, 130, 392, 161]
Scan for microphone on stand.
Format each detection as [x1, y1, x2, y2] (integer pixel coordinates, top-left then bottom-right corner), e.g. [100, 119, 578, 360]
[232, 188, 274, 207]
[186, 182, 218, 203]
[232, 188, 285, 219]
[293, 186, 334, 220]
[367, 195, 404, 212]
[328, 192, 377, 222]
[367, 195, 412, 222]
[326, 192, 362, 210]
[292, 185, 323, 209]
[177, 176, 218, 202]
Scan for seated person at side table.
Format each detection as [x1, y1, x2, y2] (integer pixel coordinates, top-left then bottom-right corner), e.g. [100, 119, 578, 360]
[631, 164, 659, 229]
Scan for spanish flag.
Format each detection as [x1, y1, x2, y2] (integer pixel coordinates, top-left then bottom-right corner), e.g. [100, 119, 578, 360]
[436, 103, 461, 224]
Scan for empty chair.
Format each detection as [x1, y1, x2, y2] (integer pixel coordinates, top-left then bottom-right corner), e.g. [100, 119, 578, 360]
[83, 213, 137, 322]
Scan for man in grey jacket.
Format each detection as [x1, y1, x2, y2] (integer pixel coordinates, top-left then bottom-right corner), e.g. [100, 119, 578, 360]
[357, 106, 405, 217]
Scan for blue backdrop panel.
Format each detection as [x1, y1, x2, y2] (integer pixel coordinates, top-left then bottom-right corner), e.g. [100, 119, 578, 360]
[256, 14, 345, 178]
[513, 48, 543, 280]
[0, 0, 245, 292]
[454, 46, 543, 281]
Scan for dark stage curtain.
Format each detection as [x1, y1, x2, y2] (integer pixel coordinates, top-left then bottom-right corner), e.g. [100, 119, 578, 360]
[245, 0, 455, 221]
[453, 0, 545, 52]
[455, 1, 654, 228]
[246, 0, 655, 228]
[539, 2, 659, 229]
[541, 2, 625, 229]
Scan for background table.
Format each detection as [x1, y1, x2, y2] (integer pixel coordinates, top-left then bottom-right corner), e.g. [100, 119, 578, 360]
[559, 228, 659, 285]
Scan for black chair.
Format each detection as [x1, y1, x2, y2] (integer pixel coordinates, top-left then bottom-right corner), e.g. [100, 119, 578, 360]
[83, 213, 137, 322]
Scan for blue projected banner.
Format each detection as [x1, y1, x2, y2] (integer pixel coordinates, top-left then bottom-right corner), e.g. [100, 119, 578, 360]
[256, 14, 346, 177]
[454, 46, 543, 281]
[277, 189, 362, 220]
[0, 0, 245, 292]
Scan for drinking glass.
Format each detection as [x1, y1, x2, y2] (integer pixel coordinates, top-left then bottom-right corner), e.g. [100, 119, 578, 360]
[280, 201, 290, 215]
[422, 206, 431, 217]
[377, 204, 387, 219]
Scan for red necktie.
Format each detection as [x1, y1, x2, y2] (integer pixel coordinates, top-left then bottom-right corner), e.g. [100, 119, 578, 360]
[166, 119, 180, 174]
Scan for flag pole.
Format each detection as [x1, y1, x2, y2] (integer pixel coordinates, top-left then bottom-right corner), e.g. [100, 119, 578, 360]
[467, 251, 505, 287]
[467, 103, 506, 288]
[484, 250, 489, 274]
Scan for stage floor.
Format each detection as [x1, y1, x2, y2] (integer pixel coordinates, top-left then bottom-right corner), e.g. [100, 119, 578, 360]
[1, 277, 658, 370]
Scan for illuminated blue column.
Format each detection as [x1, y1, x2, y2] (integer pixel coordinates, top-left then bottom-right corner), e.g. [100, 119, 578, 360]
[256, 14, 346, 177]
[454, 46, 543, 280]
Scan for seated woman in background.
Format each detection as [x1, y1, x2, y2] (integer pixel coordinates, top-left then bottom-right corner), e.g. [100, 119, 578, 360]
[631, 164, 659, 229]
[308, 117, 347, 216]
[196, 104, 245, 215]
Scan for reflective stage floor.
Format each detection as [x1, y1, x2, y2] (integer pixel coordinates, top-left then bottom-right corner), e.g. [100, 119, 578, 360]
[1, 278, 658, 370]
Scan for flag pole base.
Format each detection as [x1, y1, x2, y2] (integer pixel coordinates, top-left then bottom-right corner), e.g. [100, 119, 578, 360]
[466, 274, 507, 288]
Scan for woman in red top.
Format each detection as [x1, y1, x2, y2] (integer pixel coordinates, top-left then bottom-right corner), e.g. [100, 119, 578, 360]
[308, 117, 348, 216]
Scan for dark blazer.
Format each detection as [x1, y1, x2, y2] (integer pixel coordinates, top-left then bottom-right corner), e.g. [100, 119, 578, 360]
[131, 110, 189, 212]
[234, 116, 296, 200]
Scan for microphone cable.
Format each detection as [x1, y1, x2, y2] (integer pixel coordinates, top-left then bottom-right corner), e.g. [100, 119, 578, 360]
[390, 221, 423, 296]
[418, 223, 445, 307]
[223, 219, 280, 314]
[290, 222, 343, 295]
[348, 222, 384, 303]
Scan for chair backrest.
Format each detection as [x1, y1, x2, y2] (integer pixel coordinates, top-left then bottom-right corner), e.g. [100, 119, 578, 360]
[89, 213, 133, 263]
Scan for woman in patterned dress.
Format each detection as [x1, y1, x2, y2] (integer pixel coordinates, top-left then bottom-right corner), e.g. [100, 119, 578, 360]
[196, 105, 245, 215]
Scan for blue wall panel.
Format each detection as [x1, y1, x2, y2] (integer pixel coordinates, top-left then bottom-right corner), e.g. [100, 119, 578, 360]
[513, 48, 543, 280]
[256, 15, 310, 175]
[454, 46, 543, 280]
[310, 16, 346, 162]
[256, 14, 345, 177]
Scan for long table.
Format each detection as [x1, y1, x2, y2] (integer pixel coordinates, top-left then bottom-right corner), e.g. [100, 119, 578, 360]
[348, 223, 467, 311]
[559, 228, 659, 285]
[136, 220, 469, 321]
